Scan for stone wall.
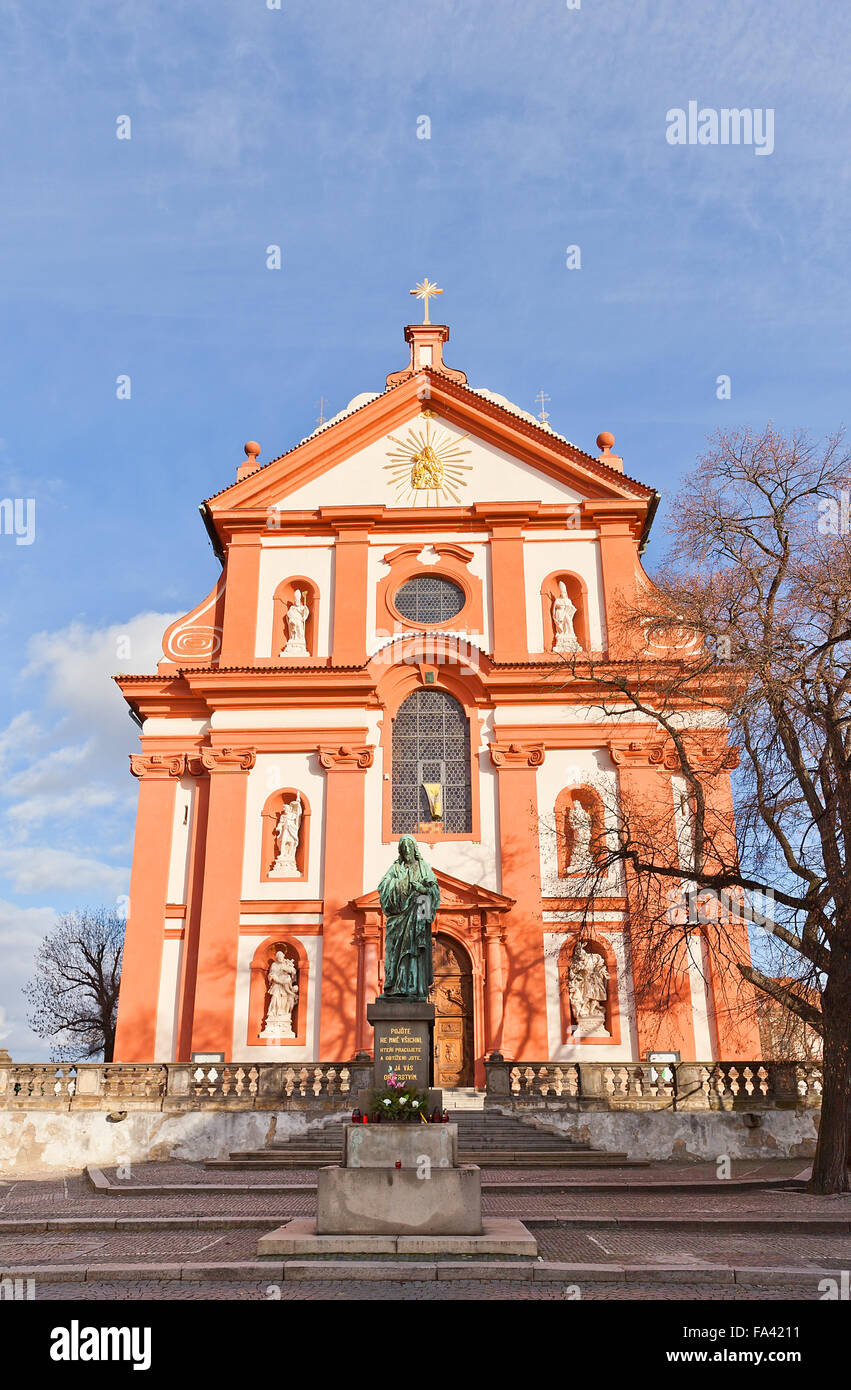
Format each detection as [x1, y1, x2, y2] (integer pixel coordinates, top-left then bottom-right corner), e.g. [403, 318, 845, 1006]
[493, 1105, 820, 1162]
[0, 1108, 349, 1176]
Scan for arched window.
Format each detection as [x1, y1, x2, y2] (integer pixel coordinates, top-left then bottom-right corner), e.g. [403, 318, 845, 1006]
[391, 688, 472, 833]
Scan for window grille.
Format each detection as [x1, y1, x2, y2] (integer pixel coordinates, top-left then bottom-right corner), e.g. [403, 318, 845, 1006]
[391, 688, 472, 833]
[394, 575, 465, 625]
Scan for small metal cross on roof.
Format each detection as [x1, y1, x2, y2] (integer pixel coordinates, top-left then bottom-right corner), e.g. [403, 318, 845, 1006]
[410, 277, 443, 325]
[316, 396, 330, 427]
[535, 389, 551, 424]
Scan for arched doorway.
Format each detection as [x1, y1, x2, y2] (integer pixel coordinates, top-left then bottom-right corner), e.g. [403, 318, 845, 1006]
[430, 934, 474, 1088]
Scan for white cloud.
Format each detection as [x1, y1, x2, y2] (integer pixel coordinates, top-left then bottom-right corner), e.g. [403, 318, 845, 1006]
[23, 611, 175, 724]
[7, 785, 120, 829]
[0, 897, 60, 1058]
[0, 609, 178, 867]
[0, 847, 129, 898]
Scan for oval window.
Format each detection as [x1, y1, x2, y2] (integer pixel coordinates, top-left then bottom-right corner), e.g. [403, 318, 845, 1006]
[394, 575, 465, 625]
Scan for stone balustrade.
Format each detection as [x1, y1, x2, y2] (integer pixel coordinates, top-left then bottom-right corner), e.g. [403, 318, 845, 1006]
[483, 1059, 823, 1110]
[0, 1058, 823, 1112]
[0, 1060, 372, 1112]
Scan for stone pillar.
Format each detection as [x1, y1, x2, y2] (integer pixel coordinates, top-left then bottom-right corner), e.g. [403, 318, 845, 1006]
[218, 537, 262, 665]
[114, 753, 185, 1062]
[490, 742, 549, 1058]
[486, 514, 529, 661]
[355, 910, 382, 1054]
[318, 744, 374, 1059]
[327, 520, 369, 664]
[189, 748, 255, 1058]
[173, 764, 210, 1063]
[698, 759, 762, 1058]
[582, 503, 642, 657]
[610, 746, 697, 1061]
[484, 915, 508, 1056]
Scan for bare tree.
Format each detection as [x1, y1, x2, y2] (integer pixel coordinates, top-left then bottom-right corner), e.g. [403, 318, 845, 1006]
[549, 425, 851, 1194]
[24, 907, 124, 1062]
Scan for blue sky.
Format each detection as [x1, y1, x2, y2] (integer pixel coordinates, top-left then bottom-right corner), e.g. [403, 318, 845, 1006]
[1, 0, 849, 1056]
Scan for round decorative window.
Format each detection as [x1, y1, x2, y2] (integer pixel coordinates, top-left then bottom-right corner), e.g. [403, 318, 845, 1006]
[394, 575, 465, 625]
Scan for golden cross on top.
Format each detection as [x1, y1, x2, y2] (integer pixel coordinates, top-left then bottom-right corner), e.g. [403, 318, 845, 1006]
[410, 277, 443, 325]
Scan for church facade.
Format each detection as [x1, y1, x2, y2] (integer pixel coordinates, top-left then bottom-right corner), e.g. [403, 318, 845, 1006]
[112, 303, 760, 1083]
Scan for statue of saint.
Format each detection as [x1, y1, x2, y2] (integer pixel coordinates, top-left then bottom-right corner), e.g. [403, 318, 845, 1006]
[552, 580, 580, 653]
[568, 942, 610, 1036]
[566, 799, 594, 873]
[270, 794, 302, 877]
[377, 836, 440, 1001]
[260, 950, 299, 1039]
[282, 589, 310, 657]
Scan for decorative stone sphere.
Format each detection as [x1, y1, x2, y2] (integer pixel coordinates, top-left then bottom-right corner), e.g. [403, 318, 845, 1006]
[244, 441, 261, 460]
[596, 431, 615, 452]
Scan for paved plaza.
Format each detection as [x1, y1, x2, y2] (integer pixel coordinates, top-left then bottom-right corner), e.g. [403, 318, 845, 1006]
[1, 1159, 848, 1301]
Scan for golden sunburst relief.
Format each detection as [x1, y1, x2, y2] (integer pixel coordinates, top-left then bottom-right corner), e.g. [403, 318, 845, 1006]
[384, 414, 473, 506]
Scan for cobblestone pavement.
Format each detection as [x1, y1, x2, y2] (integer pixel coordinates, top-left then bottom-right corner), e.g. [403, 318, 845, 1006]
[5, 1227, 845, 1270]
[2, 1165, 847, 1224]
[1, 1159, 847, 1302]
[18, 1279, 812, 1301]
[532, 1227, 851, 1268]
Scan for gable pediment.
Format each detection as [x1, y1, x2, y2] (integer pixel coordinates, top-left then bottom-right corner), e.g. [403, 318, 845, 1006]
[205, 371, 652, 526]
[351, 866, 514, 914]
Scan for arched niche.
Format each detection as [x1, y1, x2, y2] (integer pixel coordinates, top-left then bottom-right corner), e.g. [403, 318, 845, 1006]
[273, 577, 319, 660]
[558, 935, 621, 1045]
[247, 936, 309, 1048]
[554, 785, 606, 877]
[260, 788, 311, 883]
[540, 570, 589, 654]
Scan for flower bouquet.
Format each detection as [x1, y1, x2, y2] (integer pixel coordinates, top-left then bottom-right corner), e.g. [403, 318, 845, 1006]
[369, 1071, 429, 1122]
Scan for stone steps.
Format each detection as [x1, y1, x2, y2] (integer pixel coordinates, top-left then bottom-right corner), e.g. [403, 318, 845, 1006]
[209, 1149, 639, 1169]
[205, 1108, 632, 1170]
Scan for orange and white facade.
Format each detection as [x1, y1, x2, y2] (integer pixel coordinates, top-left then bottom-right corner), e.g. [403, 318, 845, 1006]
[113, 316, 760, 1082]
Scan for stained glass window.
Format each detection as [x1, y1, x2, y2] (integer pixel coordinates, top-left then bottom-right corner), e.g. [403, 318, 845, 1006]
[391, 688, 472, 834]
[394, 575, 465, 625]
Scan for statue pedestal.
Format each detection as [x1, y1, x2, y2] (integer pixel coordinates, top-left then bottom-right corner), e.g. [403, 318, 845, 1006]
[316, 1125, 480, 1236]
[367, 999, 434, 1092]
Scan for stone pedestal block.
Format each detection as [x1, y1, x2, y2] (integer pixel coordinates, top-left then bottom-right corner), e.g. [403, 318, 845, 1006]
[345, 1122, 457, 1168]
[367, 1000, 434, 1090]
[316, 1164, 482, 1235]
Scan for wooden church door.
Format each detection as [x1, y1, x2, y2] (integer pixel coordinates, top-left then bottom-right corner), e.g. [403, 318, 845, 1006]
[430, 935, 474, 1088]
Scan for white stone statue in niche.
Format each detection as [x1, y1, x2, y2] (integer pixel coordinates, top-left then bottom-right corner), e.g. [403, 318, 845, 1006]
[552, 580, 581, 653]
[568, 942, 610, 1037]
[566, 799, 595, 873]
[270, 794, 303, 878]
[260, 951, 299, 1039]
[281, 589, 310, 657]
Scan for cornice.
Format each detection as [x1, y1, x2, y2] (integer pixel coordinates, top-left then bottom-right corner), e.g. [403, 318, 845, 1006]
[488, 741, 545, 769]
[129, 753, 186, 779]
[317, 744, 375, 770]
[198, 747, 256, 773]
[609, 736, 739, 771]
